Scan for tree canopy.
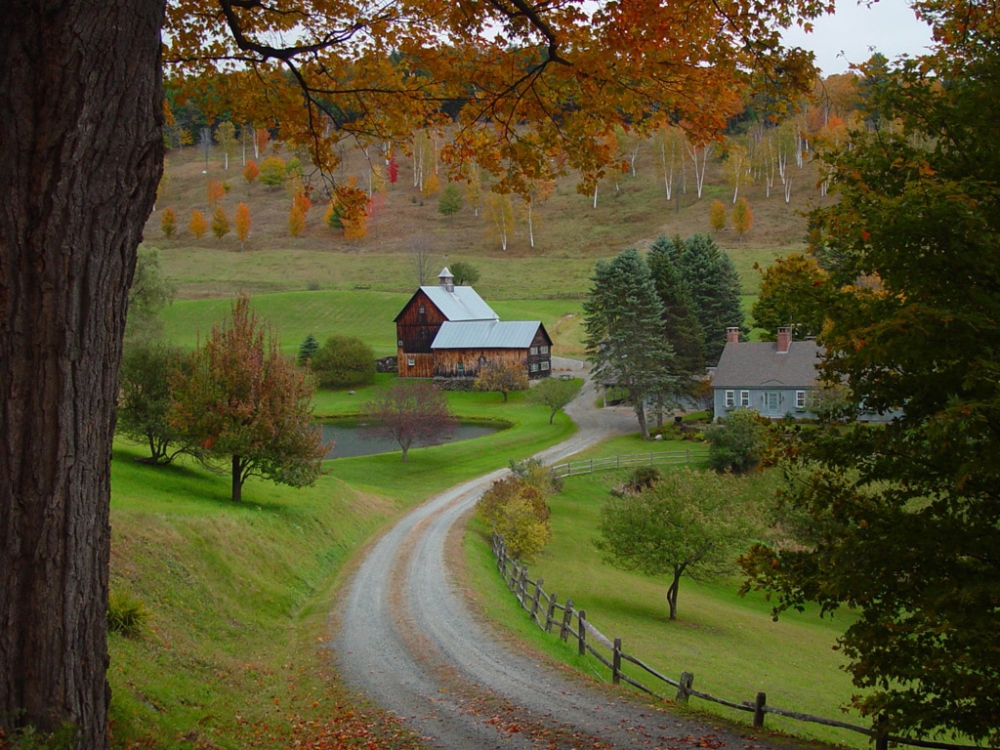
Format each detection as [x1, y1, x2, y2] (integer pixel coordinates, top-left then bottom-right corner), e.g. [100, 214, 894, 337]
[750, 252, 830, 340]
[741, 21, 1000, 745]
[583, 249, 674, 438]
[168, 295, 326, 502]
[361, 380, 456, 462]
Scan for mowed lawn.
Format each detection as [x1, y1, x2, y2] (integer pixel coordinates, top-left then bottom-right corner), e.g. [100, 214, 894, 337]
[465, 435, 867, 748]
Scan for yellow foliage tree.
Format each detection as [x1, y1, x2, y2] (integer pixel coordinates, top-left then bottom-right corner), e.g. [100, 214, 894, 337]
[160, 207, 177, 238]
[211, 205, 230, 240]
[188, 209, 207, 239]
[288, 204, 306, 237]
[709, 199, 727, 232]
[732, 196, 753, 240]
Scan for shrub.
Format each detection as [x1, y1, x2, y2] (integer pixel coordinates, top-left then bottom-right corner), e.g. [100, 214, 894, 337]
[705, 408, 768, 473]
[509, 457, 563, 495]
[258, 155, 287, 188]
[625, 465, 664, 492]
[107, 588, 150, 638]
[310, 334, 375, 388]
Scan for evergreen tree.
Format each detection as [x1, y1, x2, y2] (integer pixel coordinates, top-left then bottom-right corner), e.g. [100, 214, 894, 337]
[297, 334, 319, 366]
[647, 242, 706, 383]
[652, 234, 743, 365]
[583, 249, 674, 438]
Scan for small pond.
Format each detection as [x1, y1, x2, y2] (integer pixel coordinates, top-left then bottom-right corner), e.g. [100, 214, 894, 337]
[318, 418, 508, 459]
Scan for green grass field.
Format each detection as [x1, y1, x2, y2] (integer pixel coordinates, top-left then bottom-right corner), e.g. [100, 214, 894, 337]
[463, 437, 869, 749]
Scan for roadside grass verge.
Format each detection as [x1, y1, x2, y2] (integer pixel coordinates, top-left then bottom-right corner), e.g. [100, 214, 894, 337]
[464, 437, 867, 749]
[108, 386, 574, 748]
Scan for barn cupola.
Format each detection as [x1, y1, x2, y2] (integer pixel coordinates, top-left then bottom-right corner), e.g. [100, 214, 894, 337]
[438, 267, 455, 293]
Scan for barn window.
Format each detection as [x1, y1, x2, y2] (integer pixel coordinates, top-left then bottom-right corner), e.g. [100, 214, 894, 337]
[530, 346, 539, 355]
[418, 305, 425, 314]
[457, 362, 465, 375]
[540, 361, 550, 371]
[407, 356, 415, 366]
[540, 345, 549, 354]
[530, 363, 539, 373]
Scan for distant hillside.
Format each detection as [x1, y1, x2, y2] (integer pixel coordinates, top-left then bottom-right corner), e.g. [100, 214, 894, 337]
[151, 138, 831, 301]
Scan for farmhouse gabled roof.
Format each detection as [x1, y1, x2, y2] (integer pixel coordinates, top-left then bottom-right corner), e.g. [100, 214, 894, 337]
[398, 285, 498, 322]
[431, 320, 545, 349]
[712, 340, 823, 389]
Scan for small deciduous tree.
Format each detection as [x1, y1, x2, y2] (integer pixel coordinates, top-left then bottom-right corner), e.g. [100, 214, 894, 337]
[732, 196, 753, 240]
[207, 178, 226, 206]
[126, 246, 176, 344]
[526, 377, 579, 424]
[477, 469, 553, 561]
[386, 154, 399, 185]
[288, 204, 306, 237]
[438, 182, 463, 217]
[168, 294, 325, 502]
[118, 340, 192, 465]
[709, 199, 727, 232]
[243, 159, 260, 187]
[215, 120, 236, 170]
[234, 202, 251, 249]
[211, 205, 230, 240]
[751, 252, 830, 340]
[310, 334, 375, 389]
[704, 408, 768, 473]
[160, 207, 177, 238]
[486, 191, 514, 251]
[361, 380, 456, 462]
[448, 260, 480, 286]
[474, 360, 529, 402]
[189, 209, 207, 239]
[595, 469, 746, 620]
[258, 155, 287, 188]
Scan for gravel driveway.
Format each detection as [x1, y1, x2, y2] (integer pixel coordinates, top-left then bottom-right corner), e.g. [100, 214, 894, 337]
[332, 364, 809, 750]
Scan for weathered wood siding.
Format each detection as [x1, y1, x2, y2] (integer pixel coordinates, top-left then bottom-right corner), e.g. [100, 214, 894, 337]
[396, 290, 446, 354]
[525, 328, 553, 379]
[433, 348, 527, 379]
[397, 350, 435, 378]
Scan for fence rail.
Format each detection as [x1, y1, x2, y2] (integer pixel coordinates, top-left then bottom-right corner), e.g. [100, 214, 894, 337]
[491, 533, 983, 750]
[549, 449, 710, 478]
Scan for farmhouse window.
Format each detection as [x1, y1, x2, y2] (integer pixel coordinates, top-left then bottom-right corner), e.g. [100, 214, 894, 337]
[540, 361, 550, 371]
[740, 390, 750, 407]
[796, 390, 806, 409]
[725, 390, 735, 408]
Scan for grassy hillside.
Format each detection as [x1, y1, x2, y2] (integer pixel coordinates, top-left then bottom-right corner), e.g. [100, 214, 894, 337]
[151, 138, 827, 303]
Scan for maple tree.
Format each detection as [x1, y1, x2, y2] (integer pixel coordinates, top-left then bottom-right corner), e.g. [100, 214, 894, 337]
[160, 206, 177, 238]
[211, 204, 230, 239]
[242, 159, 260, 187]
[1, 0, 831, 744]
[189, 208, 208, 238]
[750, 252, 830, 340]
[526, 377, 578, 424]
[361, 380, 456, 462]
[206, 177, 226, 206]
[168, 294, 325, 503]
[234, 201, 251, 248]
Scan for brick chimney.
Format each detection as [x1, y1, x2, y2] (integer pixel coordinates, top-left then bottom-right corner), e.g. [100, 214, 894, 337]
[726, 327, 740, 344]
[777, 326, 792, 353]
[438, 267, 454, 293]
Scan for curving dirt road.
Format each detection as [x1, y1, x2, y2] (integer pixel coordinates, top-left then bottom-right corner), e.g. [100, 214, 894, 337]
[333, 366, 798, 750]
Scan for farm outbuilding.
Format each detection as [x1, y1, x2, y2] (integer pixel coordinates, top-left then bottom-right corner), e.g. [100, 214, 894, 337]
[395, 268, 552, 380]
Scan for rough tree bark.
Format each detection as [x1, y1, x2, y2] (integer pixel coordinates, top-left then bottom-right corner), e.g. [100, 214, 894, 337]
[0, 1, 164, 747]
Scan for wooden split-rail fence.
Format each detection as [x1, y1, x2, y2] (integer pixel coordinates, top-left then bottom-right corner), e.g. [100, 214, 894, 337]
[549, 449, 710, 478]
[491, 534, 983, 750]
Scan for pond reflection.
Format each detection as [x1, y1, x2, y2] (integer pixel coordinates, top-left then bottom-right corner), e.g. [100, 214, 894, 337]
[318, 418, 506, 459]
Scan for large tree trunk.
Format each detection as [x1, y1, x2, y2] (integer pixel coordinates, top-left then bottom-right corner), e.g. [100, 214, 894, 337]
[0, 2, 164, 748]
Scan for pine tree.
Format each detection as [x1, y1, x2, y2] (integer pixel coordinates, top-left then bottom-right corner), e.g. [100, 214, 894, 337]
[647, 242, 706, 382]
[583, 248, 674, 438]
[652, 235, 743, 365]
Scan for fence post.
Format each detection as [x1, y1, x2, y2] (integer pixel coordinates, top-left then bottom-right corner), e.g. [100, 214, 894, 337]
[676, 672, 694, 703]
[578, 610, 587, 656]
[560, 599, 574, 641]
[612, 638, 622, 685]
[616, 454, 620, 469]
[518, 566, 529, 606]
[545, 593, 558, 632]
[753, 692, 767, 728]
[530, 578, 544, 621]
[590, 458, 594, 474]
[649, 452, 653, 465]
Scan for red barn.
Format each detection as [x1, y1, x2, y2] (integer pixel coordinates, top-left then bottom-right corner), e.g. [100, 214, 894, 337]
[395, 268, 552, 380]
